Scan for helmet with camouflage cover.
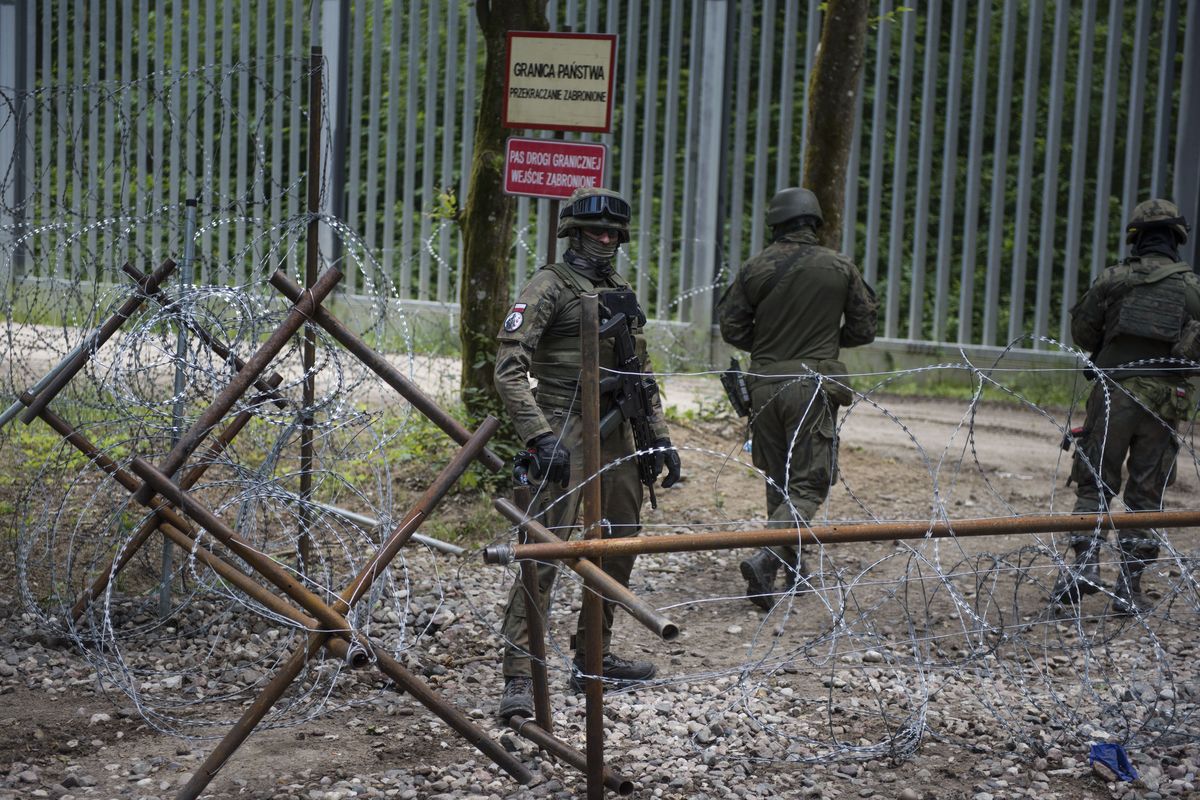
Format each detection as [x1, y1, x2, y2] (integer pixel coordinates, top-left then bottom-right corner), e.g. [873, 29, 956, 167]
[766, 187, 823, 227]
[557, 187, 631, 242]
[1126, 198, 1190, 244]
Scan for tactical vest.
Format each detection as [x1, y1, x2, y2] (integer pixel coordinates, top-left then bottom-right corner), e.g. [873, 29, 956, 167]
[1105, 260, 1192, 345]
[529, 262, 643, 405]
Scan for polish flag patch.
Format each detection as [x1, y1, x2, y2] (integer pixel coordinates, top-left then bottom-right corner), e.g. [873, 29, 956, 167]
[503, 303, 528, 332]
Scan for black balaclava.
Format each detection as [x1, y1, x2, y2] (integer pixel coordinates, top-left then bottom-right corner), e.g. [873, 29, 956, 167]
[771, 216, 820, 242]
[1132, 227, 1183, 262]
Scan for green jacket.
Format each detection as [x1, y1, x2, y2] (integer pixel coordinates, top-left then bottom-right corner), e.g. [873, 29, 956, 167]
[1071, 254, 1200, 381]
[494, 260, 669, 445]
[717, 227, 878, 377]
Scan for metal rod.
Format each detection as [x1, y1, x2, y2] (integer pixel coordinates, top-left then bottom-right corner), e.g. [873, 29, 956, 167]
[515, 484, 553, 732]
[133, 266, 344, 504]
[161, 200, 200, 618]
[269, 270, 505, 473]
[69, 374, 285, 622]
[493, 508, 1200, 563]
[300, 45, 324, 573]
[310, 501, 466, 556]
[18, 259, 177, 424]
[492, 498, 680, 642]
[508, 717, 632, 795]
[580, 293, 604, 800]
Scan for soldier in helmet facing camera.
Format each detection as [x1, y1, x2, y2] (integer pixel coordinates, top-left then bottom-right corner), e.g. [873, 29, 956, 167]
[718, 187, 878, 611]
[1053, 198, 1198, 615]
[493, 187, 681, 720]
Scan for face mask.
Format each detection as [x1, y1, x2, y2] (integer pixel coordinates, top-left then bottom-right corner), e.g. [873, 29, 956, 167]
[570, 230, 620, 263]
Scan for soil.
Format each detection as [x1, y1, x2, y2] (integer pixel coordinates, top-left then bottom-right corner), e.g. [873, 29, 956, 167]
[0, 393, 1196, 800]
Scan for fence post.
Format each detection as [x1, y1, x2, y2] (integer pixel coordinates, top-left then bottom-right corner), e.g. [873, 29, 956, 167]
[692, 0, 728, 346]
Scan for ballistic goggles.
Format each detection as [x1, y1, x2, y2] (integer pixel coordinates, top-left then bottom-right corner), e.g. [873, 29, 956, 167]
[560, 194, 631, 223]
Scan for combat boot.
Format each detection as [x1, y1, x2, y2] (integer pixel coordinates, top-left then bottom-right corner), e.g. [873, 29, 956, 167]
[740, 548, 781, 610]
[569, 653, 657, 692]
[1051, 542, 1101, 605]
[1113, 556, 1152, 616]
[497, 676, 534, 720]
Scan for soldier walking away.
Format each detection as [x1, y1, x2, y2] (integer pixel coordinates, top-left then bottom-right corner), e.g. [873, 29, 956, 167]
[1053, 198, 1197, 615]
[492, 187, 682, 720]
[717, 188, 878, 610]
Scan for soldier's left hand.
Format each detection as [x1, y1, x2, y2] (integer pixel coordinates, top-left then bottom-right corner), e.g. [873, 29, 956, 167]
[652, 437, 681, 488]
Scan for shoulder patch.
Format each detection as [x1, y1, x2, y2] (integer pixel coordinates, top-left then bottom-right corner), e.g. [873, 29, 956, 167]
[503, 303, 527, 332]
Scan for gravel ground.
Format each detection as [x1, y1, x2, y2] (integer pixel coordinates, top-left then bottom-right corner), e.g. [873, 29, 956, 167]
[1, 396, 1198, 799]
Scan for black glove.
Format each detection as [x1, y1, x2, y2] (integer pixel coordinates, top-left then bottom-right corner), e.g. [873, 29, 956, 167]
[652, 437, 681, 488]
[528, 432, 571, 488]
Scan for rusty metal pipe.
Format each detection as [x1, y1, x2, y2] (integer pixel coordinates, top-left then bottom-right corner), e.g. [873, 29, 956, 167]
[134, 265, 343, 504]
[68, 375, 284, 622]
[20, 259, 177, 424]
[492, 498, 680, 642]
[580, 293, 604, 800]
[514, 485, 553, 732]
[508, 716, 633, 795]
[493, 508, 1200, 562]
[269, 269, 506, 473]
[121, 263, 289, 410]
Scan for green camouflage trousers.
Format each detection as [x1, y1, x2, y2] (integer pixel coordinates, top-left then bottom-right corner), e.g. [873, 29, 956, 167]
[749, 377, 838, 568]
[1070, 377, 1190, 558]
[501, 406, 643, 679]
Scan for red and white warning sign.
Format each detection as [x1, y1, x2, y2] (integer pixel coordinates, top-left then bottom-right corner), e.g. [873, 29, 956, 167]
[503, 137, 607, 200]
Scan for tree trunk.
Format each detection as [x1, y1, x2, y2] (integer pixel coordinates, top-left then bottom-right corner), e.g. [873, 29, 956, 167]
[460, 0, 548, 419]
[801, 0, 869, 249]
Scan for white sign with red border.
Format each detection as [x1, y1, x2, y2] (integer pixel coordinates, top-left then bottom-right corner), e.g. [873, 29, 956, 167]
[504, 137, 607, 200]
[503, 31, 618, 132]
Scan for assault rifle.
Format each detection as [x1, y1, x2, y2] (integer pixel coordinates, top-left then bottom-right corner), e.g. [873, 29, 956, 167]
[597, 294, 663, 509]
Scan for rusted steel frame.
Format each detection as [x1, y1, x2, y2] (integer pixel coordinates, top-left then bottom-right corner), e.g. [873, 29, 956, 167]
[580, 293, 605, 800]
[493, 498, 680, 642]
[20, 259, 178, 424]
[133, 266, 344, 504]
[67, 374, 284, 622]
[269, 270, 506, 473]
[298, 47, 323, 570]
[515, 484, 553, 732]
[175, 417, 531, 798]
[121, 263, 289, 410]
[508, 716, 633, 796]
[497, 508, 1200, 562]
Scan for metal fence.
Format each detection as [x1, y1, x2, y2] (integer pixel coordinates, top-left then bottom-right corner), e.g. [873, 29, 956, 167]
[1, 0, 1197, 353]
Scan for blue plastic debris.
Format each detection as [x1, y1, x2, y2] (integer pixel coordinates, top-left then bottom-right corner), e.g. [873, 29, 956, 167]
[1089, 743, 1138, 782]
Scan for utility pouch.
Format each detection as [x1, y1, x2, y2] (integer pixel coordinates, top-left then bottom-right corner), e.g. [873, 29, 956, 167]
[1171, 319, 1200, 364]
[720, 357, 752, 417]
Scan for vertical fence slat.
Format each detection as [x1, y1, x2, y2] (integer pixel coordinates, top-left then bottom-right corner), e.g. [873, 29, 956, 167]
[233, 0, 249, 275]
[438, 0, 458, 303]
[955, 2, 990, 344]
[103, 0, 116, 249]
[362, 0, 385, 280]
[268, 0, 284, 253]
[726, 0, 754, 277]
[1006, 0, 1043, 342]
[981, 1, 1018, 347]
[863, 0, 891, 289]
[418, 0, 439, 300]
[1088, 0, 1122, 284]
[42, 0, 54, 276]
[677, 3, 702, 321]
[749, 0, 775, 256]
[401, 0, 419, 299]
[1059, 4, 1096, 345]
[932, 0, 966, 342]
[1032, 0, 1069, 347]
[1118, 0, 1153, 262]
[774, 0, 797, 191]
[382, 0, 404, 285]
[1149, 1, 1179, 197]
[912, 0, 940, 340]
[884, 8, 915, 339]
[616, 1, 640, 283]
[635, 0, 661, 305]
[656, 0, 684, 320]
[344, 2, 366, 291]
[1176, 0, 1199, 271]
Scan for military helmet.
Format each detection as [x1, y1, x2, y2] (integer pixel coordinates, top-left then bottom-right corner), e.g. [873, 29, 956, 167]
[766, 187, 823, 227]
[557, 187, 631, 242]
[1126, 198, 1190, 244]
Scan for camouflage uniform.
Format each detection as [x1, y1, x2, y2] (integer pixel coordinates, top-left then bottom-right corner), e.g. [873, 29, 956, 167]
[718, 223, 877, 601]
[494, 259, 669, 680]
[1066, 254, 1200, 556]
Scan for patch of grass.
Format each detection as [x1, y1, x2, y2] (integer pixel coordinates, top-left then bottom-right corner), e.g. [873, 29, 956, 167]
[850, 367, 1082, 412]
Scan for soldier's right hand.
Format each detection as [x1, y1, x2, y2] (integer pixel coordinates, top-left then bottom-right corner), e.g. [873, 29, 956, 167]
[528, 433, 571, 488]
